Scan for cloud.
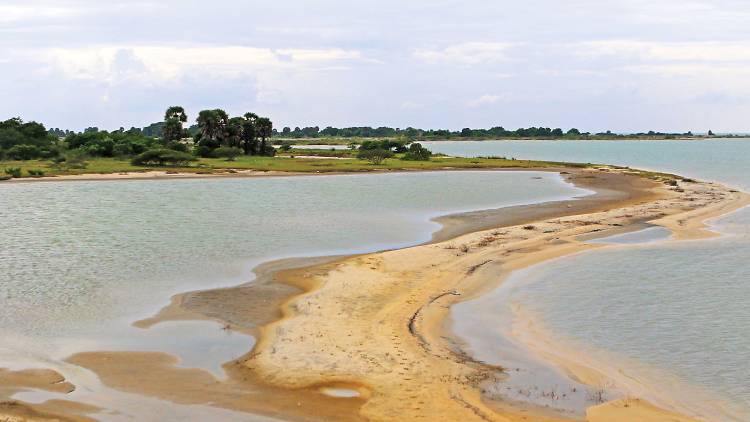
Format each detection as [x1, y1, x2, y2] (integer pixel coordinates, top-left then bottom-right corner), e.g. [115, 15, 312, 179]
[413, 42, 515, 66]
[576, 40, 750, 62]
[0, 4, 81, 24]
[466, 94, 503, 107]
[11, 45, 371, 83]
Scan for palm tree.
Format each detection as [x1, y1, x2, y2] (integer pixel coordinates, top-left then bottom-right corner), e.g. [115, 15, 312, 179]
[163, 106, 187, 145]
[241, 112, 258, 155]
[196, 109, 229, 146]
[225, 117, 244, 149]
[256, 117, 273, 156]
[164, 106, 187, 123]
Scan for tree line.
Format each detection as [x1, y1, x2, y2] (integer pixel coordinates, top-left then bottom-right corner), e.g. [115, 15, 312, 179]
[274, 125, 699, 140]
[0, 107, 276, 164]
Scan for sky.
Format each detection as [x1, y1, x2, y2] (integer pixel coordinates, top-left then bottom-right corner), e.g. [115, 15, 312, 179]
[2, 0, 750, 132]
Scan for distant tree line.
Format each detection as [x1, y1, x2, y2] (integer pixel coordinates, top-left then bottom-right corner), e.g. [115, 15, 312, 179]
[274, 125, 699, 140]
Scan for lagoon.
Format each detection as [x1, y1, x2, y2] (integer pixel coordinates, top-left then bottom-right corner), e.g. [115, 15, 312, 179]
[439, 139, 750, 421]
[0, 170, 587, 375]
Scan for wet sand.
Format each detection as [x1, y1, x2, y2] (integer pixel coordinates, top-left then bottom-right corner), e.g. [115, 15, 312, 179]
[2, 167, 746, 421]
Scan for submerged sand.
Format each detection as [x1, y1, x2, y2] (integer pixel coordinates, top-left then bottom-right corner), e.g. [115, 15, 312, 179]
[1, 167, 746, 421]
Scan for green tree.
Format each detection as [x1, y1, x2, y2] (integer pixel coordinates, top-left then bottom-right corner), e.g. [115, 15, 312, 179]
[401, 143, 432, 161]
[163, 106, 187, 146]
[241, 112, 258, 155]
[225, 117, 244, 149]
[6, 144, 42, 160]
[195, 109, 229, 155]
[357, 149, 393, 164]
[256, 117, 274, 156]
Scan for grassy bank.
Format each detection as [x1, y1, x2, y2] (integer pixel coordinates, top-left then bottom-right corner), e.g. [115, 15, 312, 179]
[0, 155, 592, 179]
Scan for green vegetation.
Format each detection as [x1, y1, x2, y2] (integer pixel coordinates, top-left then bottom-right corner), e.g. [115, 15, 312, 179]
[402, 143, 432, 161]
[131, 149, 197, 166]
[213, 146, 243, 161]
[357, 149, 394, 164]
[0, 118, 60, 160]
[0, 154, 593, 179]
[4, 167, 21, 178]
[0, 106, 280, 177]
[2, 107, 710, 180]
[272, 125, 704, 141]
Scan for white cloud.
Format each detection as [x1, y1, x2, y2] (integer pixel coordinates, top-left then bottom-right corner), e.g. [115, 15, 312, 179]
[577, 40, 750, 62]
[0, 4, 80, 23]
[413, 42, 514, 66]
[12, 45, 371, 83]
[466, 94, 503, 107]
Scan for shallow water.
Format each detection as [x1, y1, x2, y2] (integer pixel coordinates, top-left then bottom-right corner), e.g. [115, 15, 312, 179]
[439, 139, 750, 420]
[0, 170, 588, 418]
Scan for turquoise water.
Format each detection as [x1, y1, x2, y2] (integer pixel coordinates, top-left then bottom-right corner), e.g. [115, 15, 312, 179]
[440, 140, 750, 420]
[0, 171, 587, 371]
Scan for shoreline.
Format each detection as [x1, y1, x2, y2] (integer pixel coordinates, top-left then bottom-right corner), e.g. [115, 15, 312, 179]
[1, 167, 746, 421]
[449, 200, 750, 422]
[233, 167, 745, 421]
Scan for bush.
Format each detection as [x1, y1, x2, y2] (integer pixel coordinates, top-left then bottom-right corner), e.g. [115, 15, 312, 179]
[4, 167, 22, 178]
[131, 149, 197, 166]
[401, 143, 432, 161]
[279, 141, 294, 152]
[261, 144, 277, 157]
[6, 144, 42, 160]
[357, 149, 393, 164]
[27, 169, 45, 177]
[214, 146, 242, 161]
[64, 151, 89, 169]
[194, 145, 215, 158]
[360, 139, 406, 153]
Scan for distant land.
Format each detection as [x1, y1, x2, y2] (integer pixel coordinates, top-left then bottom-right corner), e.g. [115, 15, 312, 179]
[46, 121, 742, 142]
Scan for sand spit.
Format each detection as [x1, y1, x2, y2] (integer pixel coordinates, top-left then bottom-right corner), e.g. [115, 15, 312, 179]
[242, 168, 746, 421]
[2, 167, 746, 421]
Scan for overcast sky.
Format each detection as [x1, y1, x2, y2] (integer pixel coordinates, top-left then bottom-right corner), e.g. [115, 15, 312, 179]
[2, 0, 750, 132]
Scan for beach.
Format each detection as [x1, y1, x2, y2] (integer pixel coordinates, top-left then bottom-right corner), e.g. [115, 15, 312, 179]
[1, 167, 746, 422]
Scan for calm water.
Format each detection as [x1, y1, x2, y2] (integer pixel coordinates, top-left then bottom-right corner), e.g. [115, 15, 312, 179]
[0, 171, 586, 374]
[440, 140, 750, 420]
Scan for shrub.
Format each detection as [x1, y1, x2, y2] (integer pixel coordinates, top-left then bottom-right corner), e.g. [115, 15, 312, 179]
[27, 169, 45, 177]
[261, 144, 277, 157]
[214, 146, 242, 161]
[360, 139, 406, 153]
[131, 149, 197, 166]
[357, 148, 393, 164]
[64, 151, 89, 169]
[279, 141, 294, 152]
[401, 143, 432, 161]
[4, 167, 22, 178]
[6, 144, 42, 160]
[194, 144, 215, 158]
